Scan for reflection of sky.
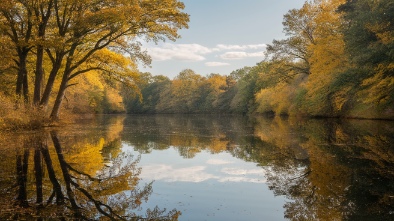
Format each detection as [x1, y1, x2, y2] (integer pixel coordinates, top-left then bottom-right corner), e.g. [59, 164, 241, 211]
[122, 144, 286, 221]
[122, 144, 266, 183]
[140, 163, 266, 183]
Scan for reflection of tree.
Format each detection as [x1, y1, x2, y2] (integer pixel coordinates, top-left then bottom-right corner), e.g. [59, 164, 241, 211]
[15, 143, 30, 208]
[120, 115, 394, 220]
[254, 116, 394, 221]
[6, 115, 389, 220]
[332, 120, 394, 220]
[0, 129, 180, 220]
[40, 138, 65, 206]
[122, 114, 253, 158]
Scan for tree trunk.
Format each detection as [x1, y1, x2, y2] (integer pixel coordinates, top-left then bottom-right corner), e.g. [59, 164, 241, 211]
[16, 51, 30, 104]
[50, 43, 77, 120]
[22, 69, 29, 103]
[34, 2, 52, 106]
[34, 45, 44, 105]
[50, 70, 69, 120]
[15, 59, 24, 97]
[40, 54, 63, 107]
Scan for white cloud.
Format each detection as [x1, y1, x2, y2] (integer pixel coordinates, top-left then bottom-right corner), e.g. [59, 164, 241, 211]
[248, 44, 268, 50]
[139, 163, 266, 184]
[216, 44, 245, 51]
[220, 52, 248, 60]
[216, 44, 267, 51]
[220, 51, 266, 60]
[206, 158, 233, 165]
[205, 62, 230, 67]
[218, 167, 266, 183]
[139, 164, 218, 182]
[145, 43, 268, 62]
[218, 177, 266, 183]
[147, 43, 213, 62]
[248, 51, 266, 57]
[221, 167, 264, 176]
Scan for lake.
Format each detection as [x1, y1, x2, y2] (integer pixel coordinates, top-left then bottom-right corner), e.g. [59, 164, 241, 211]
[0, 114, 393, 220]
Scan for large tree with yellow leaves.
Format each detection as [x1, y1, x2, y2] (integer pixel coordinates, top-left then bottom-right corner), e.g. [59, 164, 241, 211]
[0, 0, 189, 120]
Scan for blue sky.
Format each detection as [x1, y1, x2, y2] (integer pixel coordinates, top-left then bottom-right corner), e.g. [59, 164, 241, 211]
[140, 0, 306, 79]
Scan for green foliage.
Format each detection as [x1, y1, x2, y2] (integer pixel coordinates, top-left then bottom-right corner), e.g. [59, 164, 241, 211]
[125, 74, 171, 114]
[230, 67, 259, 113]
[339, 0, 394, 68]
[229, 67, 252, 81]
[124, 68, 252, 114]
[337, 0, 394, 117]
[215, 85, 237, 112]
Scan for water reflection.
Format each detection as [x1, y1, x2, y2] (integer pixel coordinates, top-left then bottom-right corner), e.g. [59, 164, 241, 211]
[1, 115, 393, 220]
[0, 116, 179, 220]
[121, 115, 394, 220]
[253, 117, 394, 220]
[122, 114, 256, 158]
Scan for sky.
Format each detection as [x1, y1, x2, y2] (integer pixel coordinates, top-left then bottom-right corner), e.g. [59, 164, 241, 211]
[140, 0, 306, 79]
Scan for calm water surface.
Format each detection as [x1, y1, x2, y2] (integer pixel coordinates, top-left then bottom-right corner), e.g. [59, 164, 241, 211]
[0, 115, 393, 220]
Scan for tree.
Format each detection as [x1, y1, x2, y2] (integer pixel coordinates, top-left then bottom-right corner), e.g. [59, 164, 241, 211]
[338, 0, 394, 111]
[0, 36, 15, 96]
[230, 64, 266, 114]
[170, 69, 203, 112]
[124, 73, 171, 113]
[260, 0, 352, 117]
[32, 0, 53, 105]
[48, 0, 189, 119]
[301, 0, 349, 116]
[0, 0, 189, 120]
[199, 73, 227, 112]
[0, 1, 34, 102]
[339, 0, 394, 68]
[265, 1, 320, 78]
[229, 66, 252, 81]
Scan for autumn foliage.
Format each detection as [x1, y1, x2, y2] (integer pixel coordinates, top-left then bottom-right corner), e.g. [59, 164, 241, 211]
[0, 0, 189, 126]
[1, 0, 393, 123]
[126, 0, 393, 119]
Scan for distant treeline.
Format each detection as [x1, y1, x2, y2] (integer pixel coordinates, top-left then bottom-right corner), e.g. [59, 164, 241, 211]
[125, 0, 394, 119]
